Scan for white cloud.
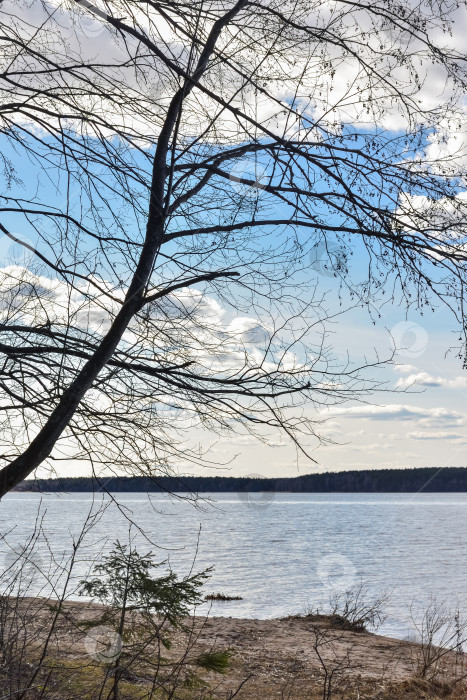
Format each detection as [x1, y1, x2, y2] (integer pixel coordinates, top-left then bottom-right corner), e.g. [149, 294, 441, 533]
[395, 191, 467, 246]
[0, 266, 310, 390]
[425, 118, 467, 183]
[395, 372, 467, 390]
[407, 430, 467, 442]
[227, 317, 271, 346]
[393, 364, 419, 374]
[3, 0, 466, 143]
[316, 420, 341, 436]
[331, 404, 465, 425]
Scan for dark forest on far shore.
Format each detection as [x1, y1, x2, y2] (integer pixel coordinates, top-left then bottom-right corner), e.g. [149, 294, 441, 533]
[13, 467, 467, 494]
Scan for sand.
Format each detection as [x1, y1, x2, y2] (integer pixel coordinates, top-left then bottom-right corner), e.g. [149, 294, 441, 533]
[7, 598, 466, 699]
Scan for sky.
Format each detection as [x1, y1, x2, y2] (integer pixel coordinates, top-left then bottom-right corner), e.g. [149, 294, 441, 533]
[2, 0, 467, 481]
[2, 156, 467, 482]
[179, 278, 467, 479]
[2, 152, 467, 483]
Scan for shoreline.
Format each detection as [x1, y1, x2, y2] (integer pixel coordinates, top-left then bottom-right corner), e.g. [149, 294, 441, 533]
[12, 467, 467, 494]
[9, 596, 466, 699]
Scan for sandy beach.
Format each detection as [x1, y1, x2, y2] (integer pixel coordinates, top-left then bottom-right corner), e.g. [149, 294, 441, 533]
[6, 597, 466, 699]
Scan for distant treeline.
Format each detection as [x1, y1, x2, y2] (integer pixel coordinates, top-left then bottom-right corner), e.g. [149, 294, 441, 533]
[13, 467, 467, 493]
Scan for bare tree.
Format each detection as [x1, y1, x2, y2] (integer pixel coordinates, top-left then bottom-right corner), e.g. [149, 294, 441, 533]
[409, 596, 467, 683]
[325, 582, 391, 633]
[0, 0, 466, 494]
[309, 621, 362, 700]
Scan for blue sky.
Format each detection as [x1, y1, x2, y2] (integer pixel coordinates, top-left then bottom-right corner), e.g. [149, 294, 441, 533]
[2, 130, 467, 479]
[199, 292, 467, 477]
[2, 0, 467, 480]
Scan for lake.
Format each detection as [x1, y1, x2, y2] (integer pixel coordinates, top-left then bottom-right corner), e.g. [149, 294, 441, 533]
[1, 491, 466, 641]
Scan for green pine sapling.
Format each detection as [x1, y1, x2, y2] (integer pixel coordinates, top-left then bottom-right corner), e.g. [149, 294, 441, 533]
[79, 541, 227, 700]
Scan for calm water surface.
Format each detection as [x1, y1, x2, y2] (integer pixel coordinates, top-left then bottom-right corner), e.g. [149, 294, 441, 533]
[1, 491, 466, 640]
